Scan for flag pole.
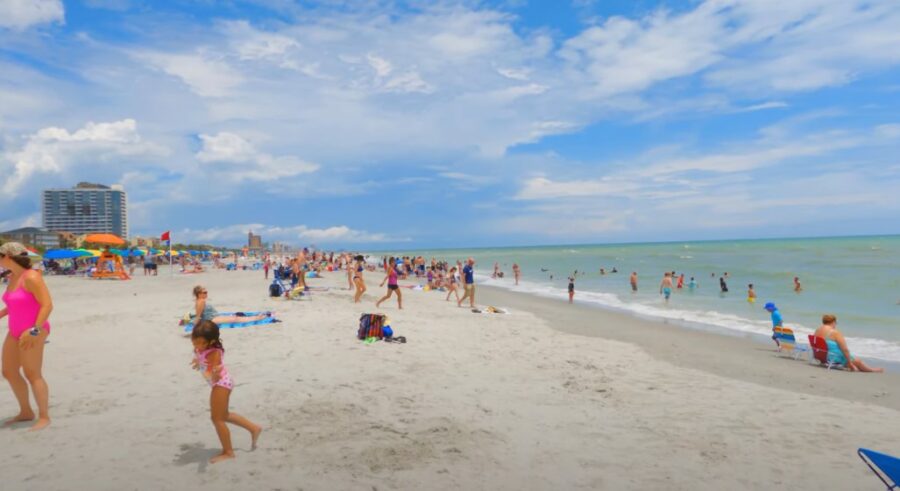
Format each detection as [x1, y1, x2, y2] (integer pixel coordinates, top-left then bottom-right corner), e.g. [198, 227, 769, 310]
[169, 235, 173, 276]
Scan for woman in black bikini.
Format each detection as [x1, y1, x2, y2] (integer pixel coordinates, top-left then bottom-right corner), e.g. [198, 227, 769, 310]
[352, 256, 366, 303]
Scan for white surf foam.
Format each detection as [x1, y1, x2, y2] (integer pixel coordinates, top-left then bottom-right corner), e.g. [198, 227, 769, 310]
[478, 274, 900, 363]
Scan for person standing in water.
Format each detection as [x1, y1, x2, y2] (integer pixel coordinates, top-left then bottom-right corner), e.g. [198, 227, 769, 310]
[677, 273, 685, 289]
[630, 272, 638, 293]
[659, 272, 673, 303]
[794, 276, 803, 292]
[747, 284, 756, 303]
[512, 263, 521, 286]
[719, 276, 729, 293]
[688, 276, 697, 290]
[567, 274, 575, 304]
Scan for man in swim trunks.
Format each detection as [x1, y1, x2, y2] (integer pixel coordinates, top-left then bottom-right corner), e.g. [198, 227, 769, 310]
[765, 302, 782, 347]
[458, 257, 476, 308]
[659, 272, 673, 303]
[630, 272, 638, 292]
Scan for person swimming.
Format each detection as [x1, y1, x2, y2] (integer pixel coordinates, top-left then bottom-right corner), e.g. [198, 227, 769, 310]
[747, 283, 756, 303]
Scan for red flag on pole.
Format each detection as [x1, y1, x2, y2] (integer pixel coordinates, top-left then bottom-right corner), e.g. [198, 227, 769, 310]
[161, 231, 170, 241]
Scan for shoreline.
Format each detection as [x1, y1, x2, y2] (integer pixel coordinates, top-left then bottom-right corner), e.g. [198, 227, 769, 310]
[3, 268, 899, 490]
[477, 283, 900, 411]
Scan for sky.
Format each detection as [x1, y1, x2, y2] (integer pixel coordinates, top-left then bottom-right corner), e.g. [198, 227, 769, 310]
[1, 0, 899, 249]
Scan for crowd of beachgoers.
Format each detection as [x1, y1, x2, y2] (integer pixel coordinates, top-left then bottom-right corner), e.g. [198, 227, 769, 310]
[0, 242, 883, 467]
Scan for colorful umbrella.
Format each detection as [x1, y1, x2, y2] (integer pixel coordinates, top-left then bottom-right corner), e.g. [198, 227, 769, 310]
[44, 249, 92, 260]
[83, 233, 126, 246]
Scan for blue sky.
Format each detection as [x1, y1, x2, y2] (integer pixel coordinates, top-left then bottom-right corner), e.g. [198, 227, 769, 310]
[1, 0, 899, 248]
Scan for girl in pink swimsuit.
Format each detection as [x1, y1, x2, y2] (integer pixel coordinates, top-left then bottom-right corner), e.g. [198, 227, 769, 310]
[375, 258, 402, 309]
[190, 319, 262, 463]
[0, 242, 53, 431]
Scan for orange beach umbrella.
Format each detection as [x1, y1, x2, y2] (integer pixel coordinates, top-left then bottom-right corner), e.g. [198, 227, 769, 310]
[84, 233, 125, 246]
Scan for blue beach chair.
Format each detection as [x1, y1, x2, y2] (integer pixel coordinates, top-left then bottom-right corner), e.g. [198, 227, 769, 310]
[858, 448, 900, 490]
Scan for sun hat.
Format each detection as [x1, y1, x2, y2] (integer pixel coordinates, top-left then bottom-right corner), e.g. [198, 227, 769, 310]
[764, 302, 777, 310]
[0, 242, 28, 257]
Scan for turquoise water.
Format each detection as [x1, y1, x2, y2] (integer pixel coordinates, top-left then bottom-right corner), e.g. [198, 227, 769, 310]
[380, 236, 900, 362]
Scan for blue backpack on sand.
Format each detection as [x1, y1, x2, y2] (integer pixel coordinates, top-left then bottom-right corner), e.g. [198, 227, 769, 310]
[269, 280, 283, 297]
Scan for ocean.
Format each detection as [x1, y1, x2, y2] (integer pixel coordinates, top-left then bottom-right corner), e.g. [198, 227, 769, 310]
[382, 236, 900, 363]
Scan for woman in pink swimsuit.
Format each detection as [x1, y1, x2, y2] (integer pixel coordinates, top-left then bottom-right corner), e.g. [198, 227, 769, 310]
[191, 319, 262, 463]
[0, 242, 53, 431]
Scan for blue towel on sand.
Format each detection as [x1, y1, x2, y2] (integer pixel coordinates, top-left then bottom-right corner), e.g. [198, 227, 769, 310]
[183, 312, 277, 333]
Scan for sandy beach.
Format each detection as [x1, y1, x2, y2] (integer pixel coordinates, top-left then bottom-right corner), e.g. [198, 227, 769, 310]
[1, 267, 898, 490]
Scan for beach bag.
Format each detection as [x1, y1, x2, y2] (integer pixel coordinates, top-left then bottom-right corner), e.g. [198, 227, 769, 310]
[357, 314, 385, 340]
[269, 281, 283, 298]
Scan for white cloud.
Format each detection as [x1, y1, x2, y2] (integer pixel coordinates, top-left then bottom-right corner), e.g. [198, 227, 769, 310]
[0, 119, 164, 197]
[196, 132, 257, 163]
[139, 52, 244, 98]
[516, 176, 641, 200]
[367, 54, 393, 77]
[876, 124, 900, 139]
[0, 0, 64, 30]
[196, 132, 319, 180]
[179, 223, 409, 245]
[736, 101, 788, 113]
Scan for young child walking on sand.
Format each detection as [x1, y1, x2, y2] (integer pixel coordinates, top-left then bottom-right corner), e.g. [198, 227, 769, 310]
[445, 266, 461, 303]
[191, 320, 262, 463]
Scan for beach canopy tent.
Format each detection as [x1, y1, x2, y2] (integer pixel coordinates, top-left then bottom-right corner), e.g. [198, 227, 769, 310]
[83, 233, 126, 246]
[44, 249, 93, 260]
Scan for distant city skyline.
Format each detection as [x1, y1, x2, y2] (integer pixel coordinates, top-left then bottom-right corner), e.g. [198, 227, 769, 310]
[1, 0, 899, 248]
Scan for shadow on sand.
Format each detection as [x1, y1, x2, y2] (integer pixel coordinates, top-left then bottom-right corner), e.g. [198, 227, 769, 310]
[173, 442, 219, 473]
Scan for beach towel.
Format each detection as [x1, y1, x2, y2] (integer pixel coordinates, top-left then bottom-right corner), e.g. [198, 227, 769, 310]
[182, 312, 278, 333]
[357, 314, 386, 340]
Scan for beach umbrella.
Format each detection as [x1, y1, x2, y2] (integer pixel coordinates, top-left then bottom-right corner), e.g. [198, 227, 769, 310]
[82, 249, 102, 257]
[83, 233, 126, 246]
[44, 249, 91, 260]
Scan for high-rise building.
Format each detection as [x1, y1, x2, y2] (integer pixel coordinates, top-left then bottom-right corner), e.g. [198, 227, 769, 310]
[42, 182, 128, 238]
[248, 231, 263, 250]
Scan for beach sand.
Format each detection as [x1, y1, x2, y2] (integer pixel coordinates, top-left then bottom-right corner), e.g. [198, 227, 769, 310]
[1, 268, 898, 490]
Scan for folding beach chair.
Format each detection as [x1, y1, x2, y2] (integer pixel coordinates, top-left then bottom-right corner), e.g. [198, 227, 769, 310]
[274, 277, 307, 300]
[773, 326, 808, 360]
[808, 335, 843, 370]
[858, 448, 900, 490]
